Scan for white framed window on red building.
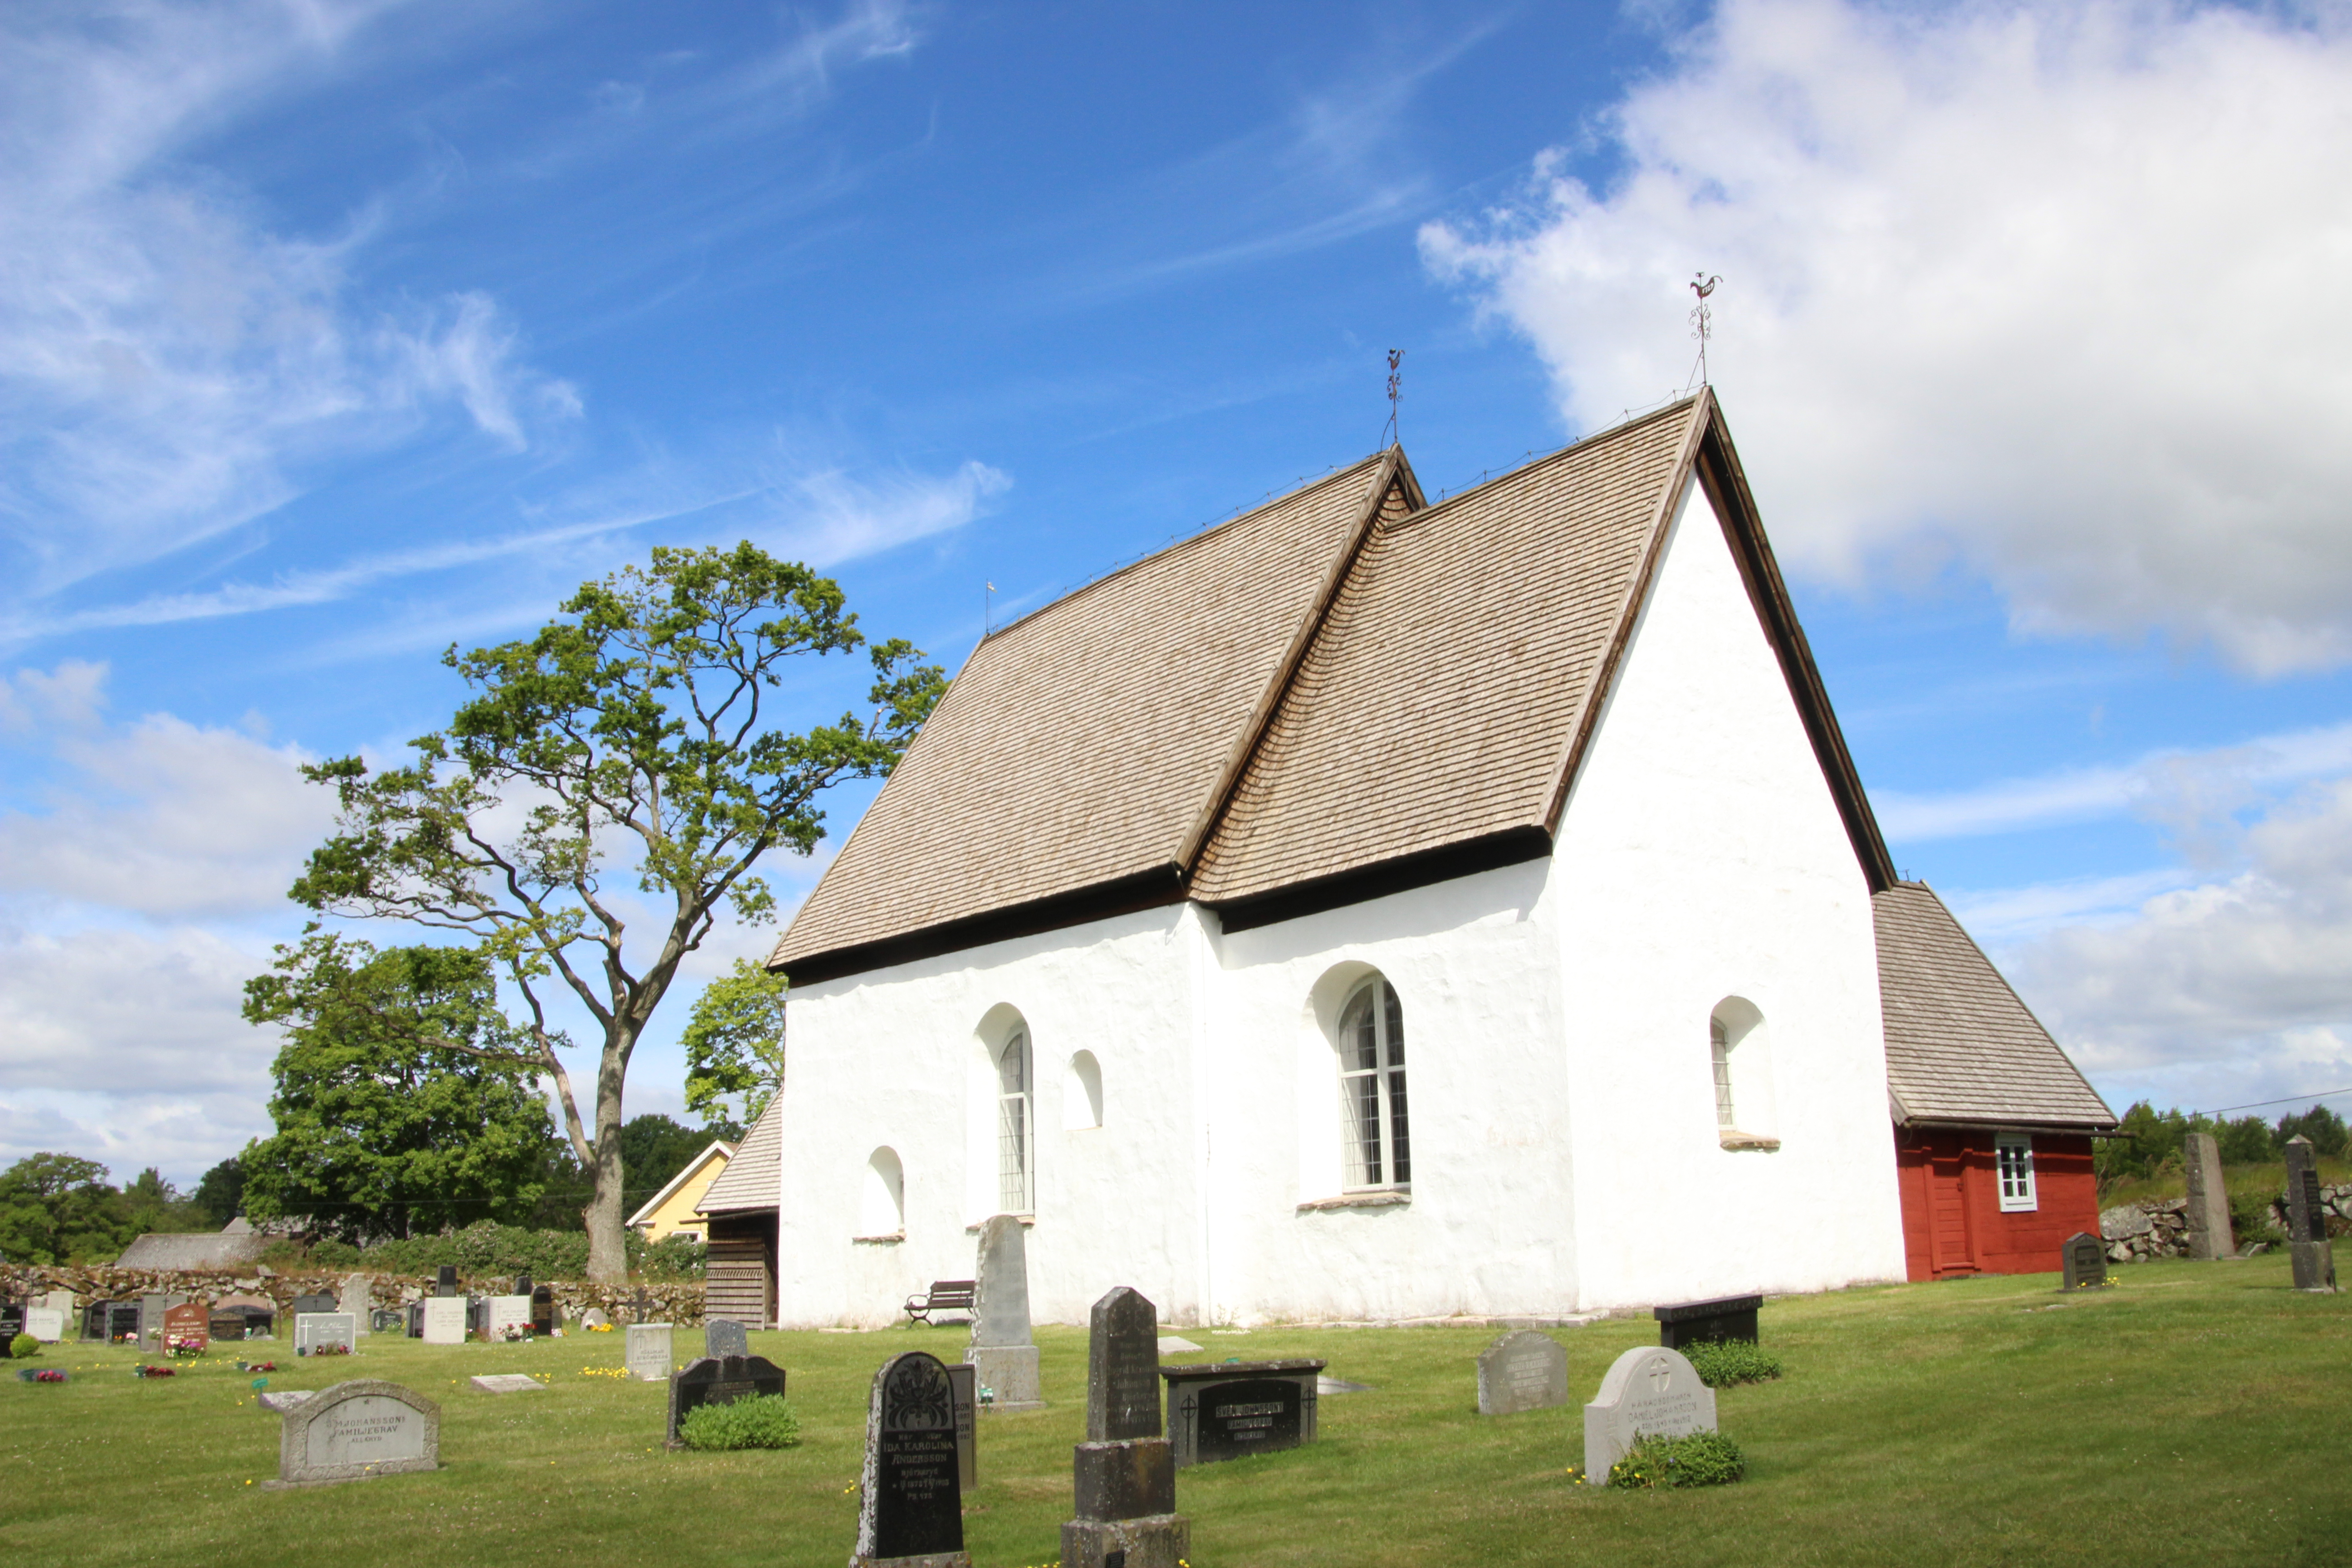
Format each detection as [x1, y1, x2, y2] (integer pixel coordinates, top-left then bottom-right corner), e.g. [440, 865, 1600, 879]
[1995, 1132, 2037, 1212]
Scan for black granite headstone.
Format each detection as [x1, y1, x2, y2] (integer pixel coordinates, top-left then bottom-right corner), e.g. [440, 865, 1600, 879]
[854, 1352, 967, 1566]
[1159, 1359, 1324, 1468]
[1653, 1294, 1761, 1349]
[435, 1265, 459, 1297]
[289, 1292, 337, 1318]
[666, 1353, 787, 1446]
[530, 1286, 555, 1336]
[0, 1299, 24, 1339]
[2061, 1231, 2107, 1290]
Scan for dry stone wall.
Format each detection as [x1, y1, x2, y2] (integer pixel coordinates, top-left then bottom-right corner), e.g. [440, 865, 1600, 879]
[0, 1264, 705, 1325]
[2101, 1182, 2352, 1262]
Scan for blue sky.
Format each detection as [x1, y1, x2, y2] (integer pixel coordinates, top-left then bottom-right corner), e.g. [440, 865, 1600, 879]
[6, 0, 2352, 1181]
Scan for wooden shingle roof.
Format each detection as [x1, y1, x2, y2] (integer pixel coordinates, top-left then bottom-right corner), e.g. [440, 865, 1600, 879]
[1873, 882, 2117, 1131]
[698, 1100, 782, 1214]
[771, 391, 1895, 982]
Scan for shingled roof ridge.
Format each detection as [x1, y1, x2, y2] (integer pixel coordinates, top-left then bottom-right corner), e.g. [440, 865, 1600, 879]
[980, 451, 1394, 646]
[1389, 393, 1706, 533]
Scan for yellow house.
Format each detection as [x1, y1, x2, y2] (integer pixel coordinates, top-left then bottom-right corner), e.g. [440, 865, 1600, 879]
[627, 1140, 735, 1243]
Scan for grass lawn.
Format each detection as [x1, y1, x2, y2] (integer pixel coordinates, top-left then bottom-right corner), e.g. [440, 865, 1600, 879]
[3, 1254, 2347, 1567]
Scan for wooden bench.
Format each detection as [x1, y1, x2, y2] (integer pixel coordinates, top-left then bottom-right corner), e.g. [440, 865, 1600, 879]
[902, 1279, 976, 1323]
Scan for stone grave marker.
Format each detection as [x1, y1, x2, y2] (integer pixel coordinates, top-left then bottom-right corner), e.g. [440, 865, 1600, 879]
[1159, 1359, 1325, 1468]
[852, 1351, 969, 1568]
[1477, 1329, 1569, 1416]
[965, 1214, 1043, 1411]
[627, 1322, 675, 1381]
[580, 1307, 610, 1330]
[1652, 1294, 1761, 1349]
[1583, 1345, 1718, 1480]
[24, 1306, 66, 1343]
[338, 1274, 372, 1336]
[2184, 1132, 2234, 1260]
[471, 1374, 544, 1393]
[944, 1362, 977, 1490]
[2285, 1136, 2341, 1293]
[137, 1292, 182, 1350]
[289, 1290, 338, 1318]
[1157, 1335, 1203, 1354]
[703, 1318, 750, 1361]
[666, 1353, 788, 1446]
[269, 1378, 440, 1488]
[530, 1285, 556, 1336]
[258, 1390, 315, 1413]
[2061, 1232, 2107, 1291]
[435, 1265, 460, 1297]
[485, 1295, 532, 1342]
[162, 1301, 210, 1354]
[1063, 1287, 1187, 1568]
[0, 1298, 21, 1339]
[296, 1313, 358, 1356]
[420, 1297, 467, 1346]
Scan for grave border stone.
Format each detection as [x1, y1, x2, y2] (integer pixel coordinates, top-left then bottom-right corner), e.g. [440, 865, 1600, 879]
[270, 1378, 440, 1488]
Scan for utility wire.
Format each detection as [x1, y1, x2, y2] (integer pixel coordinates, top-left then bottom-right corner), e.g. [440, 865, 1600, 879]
[2184, 1086, 2352, 1119]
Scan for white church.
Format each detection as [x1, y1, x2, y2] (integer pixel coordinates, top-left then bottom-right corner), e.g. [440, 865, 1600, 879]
[692, 391, 2111, 1328]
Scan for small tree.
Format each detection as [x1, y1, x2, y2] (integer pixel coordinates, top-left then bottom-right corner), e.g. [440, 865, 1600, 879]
[285, 544, 942, 1279]
[681, 958, 789, 1127]
[241, 938, 562, 1240]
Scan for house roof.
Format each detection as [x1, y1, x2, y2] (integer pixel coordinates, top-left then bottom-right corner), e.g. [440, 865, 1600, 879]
[1873, 881, 2117, 1131]
[626, 1139, 735, 1229]
[115, 1232, 270, 1269]
[697, 1100, 782, 1215]
[771, 391, 1895, 982]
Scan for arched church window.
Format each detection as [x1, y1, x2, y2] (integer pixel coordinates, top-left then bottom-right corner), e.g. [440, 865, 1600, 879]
[1710, 1016, 1735, 1128]
[997, 1028, 1033, 1214]
[1338, 976, 1410, 1190]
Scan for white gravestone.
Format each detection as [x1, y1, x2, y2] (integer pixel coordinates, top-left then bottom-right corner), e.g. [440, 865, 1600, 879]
[338, 1274, 372, 1335]
[296, 1313, 358, 1355]
[485, 1296, 532, 1341]
[24, 1307, 66, 1343]
[1477, 1329, 1569, 1416]
[271, 1379, 440, 1486]
[420, 1297, 468, 1346]
[626, 1322, 674, 1382]
[1583, 1346, 1718, 1480]
[471, 1374, 544, 1393]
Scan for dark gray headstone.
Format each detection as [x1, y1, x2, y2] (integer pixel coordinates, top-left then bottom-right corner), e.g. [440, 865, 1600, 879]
[1159, 1359, 1324, 1468]
[970, 1215, 1033, 1348]
[945, 1362, 977, 1490]
[1087, 1287, 1161, 1442]
[853, 1352, 967, 1566]
[666, 1354, 787, 1446]
[1477, 1329, 1569, 1416]
[2184, 1132, 2234, 1260]
[2284, 1137, 2340, 1292]
[1652, 1294, 1760, 1349]
[2061, 1231, 2107, 1291]
[704, 1318, 750, 1361]
[435, 1265, 459, 1297]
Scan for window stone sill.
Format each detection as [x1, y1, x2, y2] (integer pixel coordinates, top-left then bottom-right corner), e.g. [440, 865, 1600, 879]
[1298, 1191, 1412, 1212]
[1719, 1131, 1782, 1152]
[851, 1232, 905, 1245]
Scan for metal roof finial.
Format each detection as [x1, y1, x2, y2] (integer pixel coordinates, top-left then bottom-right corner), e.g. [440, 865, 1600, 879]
[1687, 274, 1721, 391]
[1381, 348, 1403, 449]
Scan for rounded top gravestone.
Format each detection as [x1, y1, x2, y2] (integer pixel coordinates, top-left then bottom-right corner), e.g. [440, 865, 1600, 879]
[1582, 1345, 1717, 1480]
[1476, 1329, 1568, 1416]
[854, 1352, 970, 1568]
[273, 1379, 441, 1486]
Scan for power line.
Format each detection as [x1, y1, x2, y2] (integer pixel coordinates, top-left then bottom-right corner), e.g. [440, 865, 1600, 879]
[2186, 1086, 2352, 1119]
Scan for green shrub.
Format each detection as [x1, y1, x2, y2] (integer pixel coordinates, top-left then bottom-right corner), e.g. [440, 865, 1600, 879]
[677, 1393, 802, 1451]
[10, 1333, 40, 1359]
[2228, 1188, 2283, 1243]
[1607, 1430, 1746, 1489]
[256, 1219, 706, 1283]
[1683, 1339, 1784, 1387]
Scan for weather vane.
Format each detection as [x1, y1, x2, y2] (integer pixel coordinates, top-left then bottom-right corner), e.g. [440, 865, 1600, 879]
[1381, 348, 1403, 447]
[1688, 274, 1721, 389]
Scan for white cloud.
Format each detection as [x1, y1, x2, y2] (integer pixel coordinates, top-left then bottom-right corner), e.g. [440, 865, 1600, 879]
[0, 0, 578, 598]
[782, 459, 1012, 566]
[1424, 0, 2352, 673]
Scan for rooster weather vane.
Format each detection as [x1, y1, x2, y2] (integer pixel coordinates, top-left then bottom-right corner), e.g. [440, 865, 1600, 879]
[1687, 274, 1722, 390]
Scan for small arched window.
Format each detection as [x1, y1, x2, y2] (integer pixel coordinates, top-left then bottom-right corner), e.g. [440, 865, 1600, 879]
[1710, 1016, 1735, 1128]
[1063, 1050, 1103, 1131]
[1338, 976, 1410, 1190]
[997, 1028, 1033, 1213]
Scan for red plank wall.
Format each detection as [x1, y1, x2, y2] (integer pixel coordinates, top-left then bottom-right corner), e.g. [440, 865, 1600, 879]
[1894, 1128, 2100, 1281]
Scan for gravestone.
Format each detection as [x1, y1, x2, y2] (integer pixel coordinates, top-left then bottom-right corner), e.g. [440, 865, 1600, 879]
[137, 1292, 183, 1349]
[435, 1265, 459, 1297]
[945, 1362, 977, 1490]
[1476, 1329, 1569, 1416]
[162, 1301, 210, 1354]
[852, 1351, 970, 1568]
[2284, 1136, 2341, 1292]
[269, 1378, 440, 1487]
[665, 1353, 788, 1446]
[371, 1308, 407, 1335]
[470, 1374, 543, 1393]
[215, 1293, 273, 1340]
[338, 1274, 372, 1335]
[1063, 1287, 1188, 1568]
[1159, 1359, 1325, 1468]
[704, 1318, 750, 1361]
[627, 1322, 675, 1381]
[2061, 1232, 2108, 1291]
[420, 1297, 467, 1345]
[258, 1390, 316, 1413]
[24, 1306, 66, 1343]
[290, 1291, 338, 1318]
[485, 1295, 533, 1341]
[580, 1307, 610, 1330]
[1583, 1345, 1718, 1480]
[296, 1313, 358, 1356]
[1653, 1294, 1761, 1349]
[530, 1285, 556, 1336]
[0, 1299, 21, 1339]
[964, 1215, 1043, 1411]
[2183, 1132, 2234, 1261]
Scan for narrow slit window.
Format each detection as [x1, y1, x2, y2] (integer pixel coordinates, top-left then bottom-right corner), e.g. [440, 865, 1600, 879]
[1710, 1017, 1735, 1128]
[996, 1029, 1033, 1214]
[1338, 976, 1410, 1191]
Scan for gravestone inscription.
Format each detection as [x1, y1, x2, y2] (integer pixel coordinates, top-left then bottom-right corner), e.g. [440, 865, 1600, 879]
[1159, 1359, 1324, 1468]
[270, 1379, 440, 1487]
[162, 1301, 210, 1354]
[2061, 1232, 2107, 1291]
[626, 1322, 674, 1381]
[1583, 1345, 1718, 1480]
[420, 1297, 467, 1346]
[485, 1295, 532, 1341]
[1477, 1329, 1569, 1416]
[965, 1215, 1043, 1411]
[2285, 1135, 2340, 1292]
[851, 1351, 970, 1568]
[24, 1306, 65, 1343]
[1063, 1287, 1187, 1568]
[297, 1313, 358, 1355]
[666, 1354, 787, 1446]
[703, 1318, 749, 1361]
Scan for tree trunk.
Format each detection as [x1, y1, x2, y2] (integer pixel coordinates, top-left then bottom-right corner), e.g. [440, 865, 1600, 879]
[583, 1039, 632, 1282]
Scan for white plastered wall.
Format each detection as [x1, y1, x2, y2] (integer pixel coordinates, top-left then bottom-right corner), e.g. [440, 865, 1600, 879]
[1550, 477, 1908, 1307]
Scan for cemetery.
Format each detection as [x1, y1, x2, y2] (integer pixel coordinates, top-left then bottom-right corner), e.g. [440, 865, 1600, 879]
[0, 1253, 2344, 1565]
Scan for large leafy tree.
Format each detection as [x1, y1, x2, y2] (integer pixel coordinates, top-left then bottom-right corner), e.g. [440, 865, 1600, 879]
[241, 938, 561, 1240]
[681, 958, 789, 1126]
[286, 544, 942, 1279]
[0, 1154, 141, 1264]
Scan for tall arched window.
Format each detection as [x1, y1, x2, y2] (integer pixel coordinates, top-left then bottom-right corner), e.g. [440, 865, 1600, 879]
[1710, 1016, 1735, 1128]
[996, 1028, 1033, 1213]
[1338, 976, 1410, 1190]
